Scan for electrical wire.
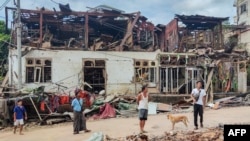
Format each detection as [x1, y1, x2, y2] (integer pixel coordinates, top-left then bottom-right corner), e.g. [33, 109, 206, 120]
[0, 0, 11, 10]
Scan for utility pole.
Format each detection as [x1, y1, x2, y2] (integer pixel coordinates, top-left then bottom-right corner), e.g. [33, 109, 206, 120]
[16, 0, 22, 90]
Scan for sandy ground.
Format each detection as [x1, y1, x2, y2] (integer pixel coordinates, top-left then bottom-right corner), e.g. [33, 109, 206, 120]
[0, 106, 250, 141]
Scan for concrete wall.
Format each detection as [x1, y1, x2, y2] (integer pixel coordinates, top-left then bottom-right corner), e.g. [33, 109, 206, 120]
[235, 0, 250, 25]
[8, 50, 159, 95]
[238, 71, 247, 92]
[239, 29, 250, 53]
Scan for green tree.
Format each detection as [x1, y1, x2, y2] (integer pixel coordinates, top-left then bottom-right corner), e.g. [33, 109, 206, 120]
[0, 20, 10, 78]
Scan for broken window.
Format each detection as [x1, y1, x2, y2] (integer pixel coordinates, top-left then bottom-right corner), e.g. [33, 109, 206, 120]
[240, 3, 247, 14]
[135, 60, 157, 87]
[26, 58, 52, 83]
[83, 59, 106, 92]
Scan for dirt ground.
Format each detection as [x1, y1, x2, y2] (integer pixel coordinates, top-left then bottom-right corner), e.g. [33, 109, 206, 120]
[0, 106, 250, 141]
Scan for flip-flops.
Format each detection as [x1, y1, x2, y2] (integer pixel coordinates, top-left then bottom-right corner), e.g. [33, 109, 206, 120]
[84, 129, 91, 133]
[140, 130, 148, 134]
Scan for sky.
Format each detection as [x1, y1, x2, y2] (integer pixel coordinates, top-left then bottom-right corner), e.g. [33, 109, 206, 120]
[0, 0, 236, 25]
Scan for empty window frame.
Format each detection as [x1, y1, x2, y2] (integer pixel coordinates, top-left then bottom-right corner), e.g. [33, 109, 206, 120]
[240, 3, 247, 14]
[134, 60, 157, 84]
[26, 58, 52, 83]
[82, 59, 106, 92]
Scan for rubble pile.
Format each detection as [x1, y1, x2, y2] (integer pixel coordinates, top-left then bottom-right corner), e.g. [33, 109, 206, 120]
[102, 128, 223, 141]
[207, 93, 250, 109]
[84, 94, 173, 120]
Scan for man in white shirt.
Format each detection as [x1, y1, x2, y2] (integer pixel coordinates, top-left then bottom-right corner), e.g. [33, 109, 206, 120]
[136, 85, 149, 133]
[191, 81, 206, 130]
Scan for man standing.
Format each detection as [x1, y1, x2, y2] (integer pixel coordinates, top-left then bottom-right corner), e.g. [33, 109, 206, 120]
[191, 81, 206, 130]
[72, 90, 91, 135]
[137, 85, 149, 133]
[72, 91, 83, 134]
[13, 99, 27, 135]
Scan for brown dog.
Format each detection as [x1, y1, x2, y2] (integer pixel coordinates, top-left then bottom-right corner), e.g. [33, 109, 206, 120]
[167, 114, 189, 130]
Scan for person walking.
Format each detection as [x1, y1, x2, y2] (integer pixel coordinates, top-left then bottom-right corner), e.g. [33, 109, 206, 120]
[136, 85, 149, 133]
[13, 99, 27, 135]
[191, 81, 206, 130]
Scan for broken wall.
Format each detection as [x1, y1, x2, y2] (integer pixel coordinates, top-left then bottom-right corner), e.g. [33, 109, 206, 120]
[165, 19, 178, 52]
[239, 29, 250, 54]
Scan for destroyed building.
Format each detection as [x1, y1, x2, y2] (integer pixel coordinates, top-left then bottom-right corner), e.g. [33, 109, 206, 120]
[3, 5, 160, 96]
[0, 4, 250, 127]
[5, 5, 158, 51]
[1, 5, 248, 99]
[159, 14, 248, 99]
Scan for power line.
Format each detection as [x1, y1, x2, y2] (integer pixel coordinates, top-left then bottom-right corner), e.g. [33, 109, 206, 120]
[0, 16, 5, 19]
[0, 0, 11, 10]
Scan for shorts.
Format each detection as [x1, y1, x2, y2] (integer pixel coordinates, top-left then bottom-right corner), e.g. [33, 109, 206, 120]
[14, 119, 24, 126]
[139, 109, 148, 120]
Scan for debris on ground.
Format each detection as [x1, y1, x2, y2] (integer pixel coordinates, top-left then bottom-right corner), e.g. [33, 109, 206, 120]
[102, 128, 223, 141]
[86, 132, 104, 141]
[214, 93, 250, 107]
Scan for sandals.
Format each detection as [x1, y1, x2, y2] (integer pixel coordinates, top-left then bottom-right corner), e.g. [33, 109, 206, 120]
[84, 129, 91, 133]
[194, 127, 198, 130]
[140, 130, 148, 134]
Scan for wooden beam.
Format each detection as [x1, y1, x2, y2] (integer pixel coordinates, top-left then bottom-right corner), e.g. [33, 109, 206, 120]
[39, 10, 43, 46]
[119, 12, 140, 51]
[6, 7, 123, 17]
[209, 80, 214, 103]
[205, 68, 214, 103]
[84, 14, 89, 49]
[219, 22, 223, 49]
[0, 71, 9, 95]
[29, 96, 42, 121]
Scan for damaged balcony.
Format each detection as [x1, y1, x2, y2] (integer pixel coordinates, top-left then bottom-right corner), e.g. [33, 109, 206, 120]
[5, 4, 159, 52]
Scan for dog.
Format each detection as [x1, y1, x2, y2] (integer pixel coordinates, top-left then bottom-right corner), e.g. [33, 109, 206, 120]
[167, 114, 189, 130]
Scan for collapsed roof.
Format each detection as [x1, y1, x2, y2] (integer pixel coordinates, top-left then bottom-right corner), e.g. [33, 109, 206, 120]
[5, 4, 158, 51]
[175, 14, 229, 30]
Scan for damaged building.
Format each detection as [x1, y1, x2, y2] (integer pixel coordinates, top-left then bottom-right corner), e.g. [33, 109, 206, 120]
[1, 4, 248, 99]
[3, 4, 160, 95]
[159, 14, 248, 99]
[5, 5, 157, 51]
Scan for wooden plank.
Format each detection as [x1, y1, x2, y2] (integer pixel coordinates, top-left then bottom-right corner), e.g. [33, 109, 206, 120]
[157, 103, 172, 112]
[119, 12, 140, 51]
[39, 11, 43, 46]
[209, 80, 214, 103]
[29, 96, 42, 121]
[0, 71, 9, 94]
[84, 14, 89, 49]
[205, 68, 214, 103]
[205, 68, 214, 91]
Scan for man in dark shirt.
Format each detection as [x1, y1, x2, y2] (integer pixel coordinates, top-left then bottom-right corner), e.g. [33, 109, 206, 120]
[13, 99, 27, 135]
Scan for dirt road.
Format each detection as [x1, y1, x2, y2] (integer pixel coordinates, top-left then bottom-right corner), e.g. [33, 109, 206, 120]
[0, 106, 250, 141]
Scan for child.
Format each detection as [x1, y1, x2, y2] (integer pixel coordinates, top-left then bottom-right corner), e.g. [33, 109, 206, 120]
[13, 99, 27, 135]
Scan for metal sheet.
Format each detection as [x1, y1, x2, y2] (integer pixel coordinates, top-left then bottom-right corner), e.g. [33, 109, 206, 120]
[148, 102, 157, 115]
